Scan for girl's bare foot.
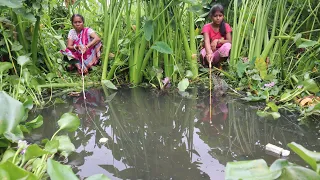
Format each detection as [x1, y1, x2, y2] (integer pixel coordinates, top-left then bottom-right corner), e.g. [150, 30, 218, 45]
[75, 64, 88, 75]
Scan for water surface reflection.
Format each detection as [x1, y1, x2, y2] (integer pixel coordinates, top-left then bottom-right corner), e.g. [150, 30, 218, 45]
[29, 88, 320, 179]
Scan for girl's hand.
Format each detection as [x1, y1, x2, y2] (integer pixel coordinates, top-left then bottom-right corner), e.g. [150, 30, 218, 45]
[79, 45, 88, 53]
[206, 53, 214, 63]
[210, 39, 219, 51]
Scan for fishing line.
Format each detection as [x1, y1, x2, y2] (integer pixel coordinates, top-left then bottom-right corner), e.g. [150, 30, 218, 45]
[81, 50, 86, 100]
[209, 62, 212, 124]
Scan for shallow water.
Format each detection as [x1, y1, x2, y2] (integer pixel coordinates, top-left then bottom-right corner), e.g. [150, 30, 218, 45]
[28, 87, 320, 179]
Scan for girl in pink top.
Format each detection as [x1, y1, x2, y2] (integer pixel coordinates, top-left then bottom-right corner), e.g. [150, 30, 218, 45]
[200, 4, 232, 67]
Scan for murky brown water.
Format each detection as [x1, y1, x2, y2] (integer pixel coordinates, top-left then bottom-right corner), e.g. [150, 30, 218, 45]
[28, 87, 320, 179]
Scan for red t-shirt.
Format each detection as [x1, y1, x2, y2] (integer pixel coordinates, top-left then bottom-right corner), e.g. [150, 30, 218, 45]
[202, 23, 232, 47]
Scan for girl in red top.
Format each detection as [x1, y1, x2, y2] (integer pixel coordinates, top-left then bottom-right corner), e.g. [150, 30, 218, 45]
[200, 4, 232, 66]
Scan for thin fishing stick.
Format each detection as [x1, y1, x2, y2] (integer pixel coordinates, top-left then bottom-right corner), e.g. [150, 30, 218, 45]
[81, 50, 86, 100]
[209, 62, 212, 124]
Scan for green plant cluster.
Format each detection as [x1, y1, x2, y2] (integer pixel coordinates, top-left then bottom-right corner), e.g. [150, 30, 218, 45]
[0, 91, 110, 179]
[226, 142, 320, 180]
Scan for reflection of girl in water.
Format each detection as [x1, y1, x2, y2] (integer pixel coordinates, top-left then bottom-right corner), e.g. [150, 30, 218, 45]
[73, 89, 105, 127]
[197, 93, 228, 129]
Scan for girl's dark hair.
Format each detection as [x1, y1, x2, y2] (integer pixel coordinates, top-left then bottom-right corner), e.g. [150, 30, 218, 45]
[209, 4, 226, 37]
[71, 14, 85, 23]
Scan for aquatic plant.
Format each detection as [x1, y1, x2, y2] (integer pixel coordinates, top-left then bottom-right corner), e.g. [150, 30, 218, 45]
[226, 142, 320, 179]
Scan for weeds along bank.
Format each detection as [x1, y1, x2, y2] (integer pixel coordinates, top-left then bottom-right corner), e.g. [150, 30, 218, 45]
[1, 0, 318, 118]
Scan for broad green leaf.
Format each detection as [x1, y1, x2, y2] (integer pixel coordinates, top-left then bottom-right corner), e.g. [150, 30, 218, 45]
[144, 20, 153, 41]
[47, 158, 78, 180]
[86, 174, 111, 180]
[177, 78, 189, 92]
[188, 5, 202, 14]
[46, 73, 56, 82]
[267, 102, 279, 112]
[251, 74, 261, 81]
[102, 80, 117, 90]
[23, 144, 48, 162]
[0, 149, 16, 163]
[0, 91, 26, 142]
[226, 159, 278, 179]
[257, 111, 280, 119]
[53, 135, 75, 157]
[17, 55, 31, 67]
[0, 139, 10, 147]
[23, 96, 33, 110]
[0, 0, 23, 8]
[45, 140, 59, 154]
[57, 113, 80, 132]
[151, 41, 173, 54]
[255, 58, 267, 80]
[279, 166, 320, 180]
[25, 115, 43, 130]
[185, 70, 193, 78]
[270, 159, 290, 172]
[300, 79, 319, 93]
[293, 33, 302, 43]
[298, 41, 318, 48]
[11, 41, 23, 51]
[0, 161, 37, 180]
[288, 142, 320, 173]
[0, 62, 13, 73]
[236, 60, 247, 78]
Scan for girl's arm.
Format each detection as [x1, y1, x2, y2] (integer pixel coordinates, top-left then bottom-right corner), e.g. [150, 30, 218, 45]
[67, 38, 78, 50]
[203, 32, 214, 62]
[218, 32, 232, 44]
[86, 32, 101, 49]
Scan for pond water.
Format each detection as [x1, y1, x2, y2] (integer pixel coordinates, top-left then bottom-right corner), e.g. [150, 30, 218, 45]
[28, 87, 320, 179]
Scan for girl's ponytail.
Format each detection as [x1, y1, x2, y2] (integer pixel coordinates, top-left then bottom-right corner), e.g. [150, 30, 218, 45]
[220, 20, 226, 38]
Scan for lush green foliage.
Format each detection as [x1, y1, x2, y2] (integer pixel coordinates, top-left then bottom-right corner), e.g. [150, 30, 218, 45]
[226, 142, 320, 180]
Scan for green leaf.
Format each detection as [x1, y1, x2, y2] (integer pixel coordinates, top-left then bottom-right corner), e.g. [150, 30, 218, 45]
[101, 80, 117, 90]
[0, 62, 13, 73]
[0, 91, 26, 142]
[53, 135, 75, 157]
[45, 140, 59, 154]
[300, 79, 319, 94]
[86, 174, 111, 180]
[11, 41, 23, 51]
[151, 41, 173, 54]
[0, 0, 23, 8]
[17, 55, 31, 67]
[23, 144, 48, 162]
[298, 41, 318, 48]
[267, 102, 279, 112]
[288, 142, 320, 173]
[279, 166, 320, 180]
[177, 78, 189, 92]
[25, 115, 43, 130]
[255, 58, 267, 80]
[226, 159, 278, 179]
[251, 74, 261, 81]
[236, 61, 247, 78]
[47, 158, 78, 180]
[293, 33, 302, 43]
[0, 161, 37, 180]
[144, 20, 153, 41]
[0, 149, 16, 163]
[185, 70, 193, 78]
[57, 113, 80, 132]
[257, 111, 280, 119]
